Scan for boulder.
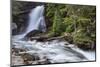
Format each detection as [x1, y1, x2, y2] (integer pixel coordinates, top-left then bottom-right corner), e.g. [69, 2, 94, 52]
[26, 30, 42, 38]
[20, 53, 40, 64]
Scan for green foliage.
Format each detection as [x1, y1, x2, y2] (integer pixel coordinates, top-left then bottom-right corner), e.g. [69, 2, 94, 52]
[52, 9, 65, 36]
[72, 30, 93, 50]
[63, 15, 78, 33]
[45, 4, 96, 50]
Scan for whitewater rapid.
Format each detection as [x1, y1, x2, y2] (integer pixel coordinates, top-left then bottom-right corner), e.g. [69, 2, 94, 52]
[12, 38, 95, 64]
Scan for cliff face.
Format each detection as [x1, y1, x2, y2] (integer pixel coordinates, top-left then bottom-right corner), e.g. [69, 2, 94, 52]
[12, 1, 45, 35]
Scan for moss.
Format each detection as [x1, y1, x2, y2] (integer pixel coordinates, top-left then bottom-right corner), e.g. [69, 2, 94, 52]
[72, 30, 94, 50]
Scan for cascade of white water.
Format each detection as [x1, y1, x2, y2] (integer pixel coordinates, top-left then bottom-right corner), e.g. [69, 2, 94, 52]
[13, 5, 46, 39]
[26, 5, 46, 34]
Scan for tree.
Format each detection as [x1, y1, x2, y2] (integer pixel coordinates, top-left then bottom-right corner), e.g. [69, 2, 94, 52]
[52, 9, 64, 36]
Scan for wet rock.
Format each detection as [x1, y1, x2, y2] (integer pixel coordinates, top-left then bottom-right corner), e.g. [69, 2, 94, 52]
[12, 48, 26, 56]
[12, 48, 19, 56]
[11, 55, 24, 66]
[20, 53, 40, 64]
[12, 23, 18, 35]
[64, 33, 73, 44]
[37, 59, 51, 64]
[26, 30, 42, 38]
[77, 43, 95, 50]
[37, 56, 51, 64]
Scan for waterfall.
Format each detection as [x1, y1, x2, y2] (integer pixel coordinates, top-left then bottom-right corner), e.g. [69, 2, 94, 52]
[13, 5, 46, 39]
[26, 5, 46, 33]
[12, 5, 95, 65]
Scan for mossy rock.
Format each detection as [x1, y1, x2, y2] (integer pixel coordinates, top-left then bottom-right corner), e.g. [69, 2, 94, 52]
[63, 33, 73, 44]
[73, 31, 95, 50]
[20, 53, 40, 64]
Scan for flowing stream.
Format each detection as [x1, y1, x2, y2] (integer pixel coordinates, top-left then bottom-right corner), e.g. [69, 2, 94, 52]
[12, 5, 95, 65]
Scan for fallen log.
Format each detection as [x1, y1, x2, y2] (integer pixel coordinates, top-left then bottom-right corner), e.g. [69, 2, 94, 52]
[29, 35, 65, 41]
[29, 36, 48, 41]
[47, 36, 65, 41]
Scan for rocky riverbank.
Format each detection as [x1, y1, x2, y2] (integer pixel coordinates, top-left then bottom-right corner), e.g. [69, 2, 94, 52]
[11, 39, 95, 66]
